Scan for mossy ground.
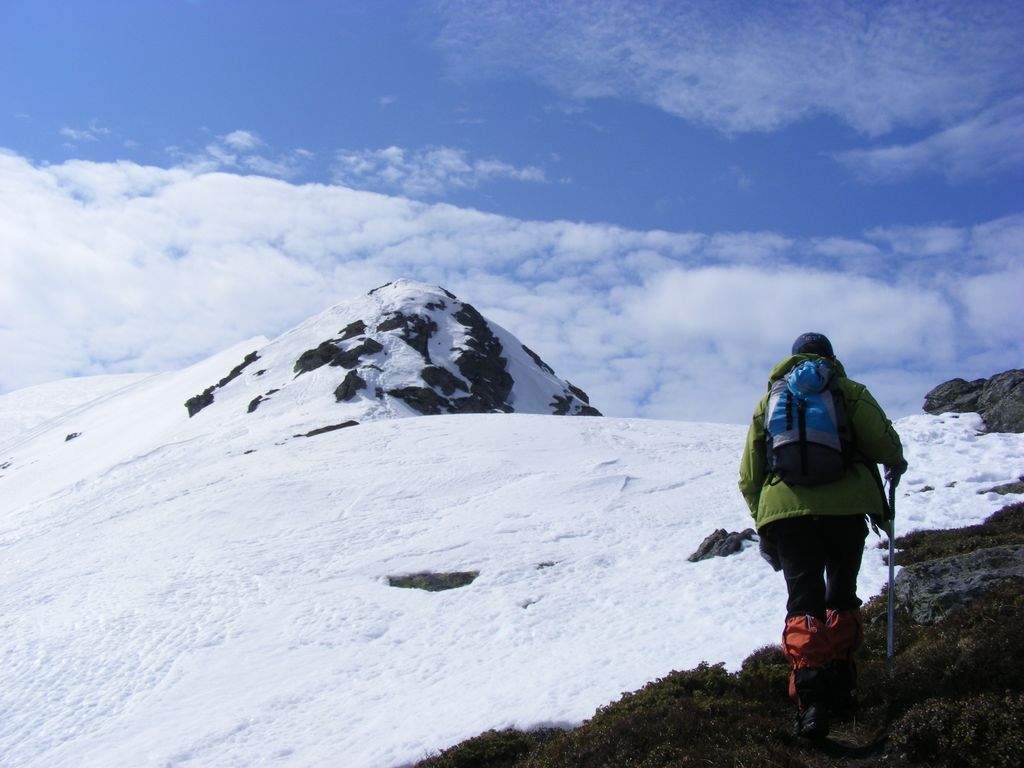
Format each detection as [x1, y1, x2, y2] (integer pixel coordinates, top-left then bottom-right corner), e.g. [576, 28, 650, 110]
[889, 500, 1024, 565]
[414, 503, 1024, 767]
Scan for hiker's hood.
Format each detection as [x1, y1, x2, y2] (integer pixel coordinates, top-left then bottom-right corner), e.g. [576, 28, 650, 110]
[767, 354, 848, 387]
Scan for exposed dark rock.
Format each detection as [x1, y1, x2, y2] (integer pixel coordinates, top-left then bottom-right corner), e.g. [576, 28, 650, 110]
[916, 485, 935, 493]
[893, 544, 1024, 624]
[217, 351, 260, 389]
[255, 369, 266, 377]
[439, 286, 457, 300]
[246, 388, 280, 413]
[376, 314, 405, 333]
[566, 381, 591, 405]
[687, 528, 756, 562]
[536, 561, 556, 569]
[295, 338, 383, 374]
[550, 394, 573, 415]
[387, 571, 479, 591]
[387, 386, 450, 415]
[924, 369, 1024, 432]
[335, 319, 364, 342]
[375, 387, 384, 399]
[334, 370, 366, 402]
[368, 281, 393, 295]
[334, 338, 384, 369]
[294, 421, 359, 437]
[448, 394, 513, 414]
[578, 405, 602, 417]
[243, 449, 256, 454]
[421, 366, 468, 396]
[977, 370, 1024, 432]
[294, 341, 341, 374]
[0, 461, 10, 470]
[425, 300, 446, 311]
[522, 344, 555, 375]
[923, 377, 985, 414]
[377, 312, 437, 361]
[185, 350, 261, 417]
[453, 302, 513, 409]
[64, 432, 81, 442]
[979, 478, 1024, 496]
[185, 390, 215, 417]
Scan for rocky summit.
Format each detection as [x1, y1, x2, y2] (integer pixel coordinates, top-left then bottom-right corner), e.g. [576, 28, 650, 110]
[923, 369, 1024, 433]
[182, 280, 600, 436]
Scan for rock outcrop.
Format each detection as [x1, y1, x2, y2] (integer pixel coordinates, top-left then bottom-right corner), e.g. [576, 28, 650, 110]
[893, 544, 1024, 624]
[185, 350, 260, 417]
[179, 280, 602, 433]
[687, 528, 756, 562]
[923, 369, 1024, 432]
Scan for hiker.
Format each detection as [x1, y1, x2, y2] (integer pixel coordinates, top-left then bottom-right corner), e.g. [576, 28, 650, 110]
[738, 332, 907, 739]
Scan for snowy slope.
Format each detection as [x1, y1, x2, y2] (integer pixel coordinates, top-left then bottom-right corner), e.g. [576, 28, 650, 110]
[0, 373, 150, 445]
[2, 290, 1023, 767]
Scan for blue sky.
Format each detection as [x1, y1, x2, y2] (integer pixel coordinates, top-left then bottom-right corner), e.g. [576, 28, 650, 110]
[1, 1, 1022, 421]
[5, 0, 1021, 235]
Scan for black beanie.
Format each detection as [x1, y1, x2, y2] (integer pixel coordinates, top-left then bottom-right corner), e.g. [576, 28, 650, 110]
[792, 332, 834, 359]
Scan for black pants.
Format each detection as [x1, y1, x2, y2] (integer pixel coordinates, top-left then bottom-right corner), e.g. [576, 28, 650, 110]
[761, 514, 868, 619]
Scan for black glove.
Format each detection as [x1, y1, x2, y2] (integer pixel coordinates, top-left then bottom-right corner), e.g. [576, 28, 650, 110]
[885, 458, 908, 487]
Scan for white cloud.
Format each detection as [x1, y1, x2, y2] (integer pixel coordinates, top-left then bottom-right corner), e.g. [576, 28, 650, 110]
[434, 0, 1024, 136]
[0, 149, 1019, 422]
[59, 122, 110, 143]
[171, 130, 311, 179]
[834, 97, 1024, 181]
[221, 130, 262, 152]
[865, 224, 968, 256]
[332, 145, 548, 198]
[376, 95, 398, 107]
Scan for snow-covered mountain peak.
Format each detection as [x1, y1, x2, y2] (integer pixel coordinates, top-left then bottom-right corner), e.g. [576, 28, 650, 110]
[184, 279, 600, 435]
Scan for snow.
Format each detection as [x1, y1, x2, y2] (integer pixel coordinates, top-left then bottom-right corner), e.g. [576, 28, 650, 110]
[0, 373, 151, 445]
[2, 318, 1023, 766]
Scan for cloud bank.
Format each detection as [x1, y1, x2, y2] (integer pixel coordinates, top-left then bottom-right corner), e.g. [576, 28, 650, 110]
[1, 149, 1020, 422]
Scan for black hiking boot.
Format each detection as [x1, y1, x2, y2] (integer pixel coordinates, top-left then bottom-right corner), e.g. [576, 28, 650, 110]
[795, 701, 830, 739]
[825, 660, 858, 720]
[793, 668, 830, 739]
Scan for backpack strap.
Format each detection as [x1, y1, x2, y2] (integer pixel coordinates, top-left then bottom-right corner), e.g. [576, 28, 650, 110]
[828, 376, 854, 467]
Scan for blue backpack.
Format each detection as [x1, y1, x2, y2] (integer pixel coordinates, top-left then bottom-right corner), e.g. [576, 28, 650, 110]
[764, 359, 851, 486]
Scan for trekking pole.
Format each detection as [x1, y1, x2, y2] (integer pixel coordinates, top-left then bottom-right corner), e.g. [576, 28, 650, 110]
[886, 479, 896, 677]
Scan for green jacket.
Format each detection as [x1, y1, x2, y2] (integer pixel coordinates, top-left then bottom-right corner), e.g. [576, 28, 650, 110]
[738, 354, 905, 531]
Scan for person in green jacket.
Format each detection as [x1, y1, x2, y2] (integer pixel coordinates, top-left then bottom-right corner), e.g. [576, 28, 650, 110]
[738, 332, 906, 739]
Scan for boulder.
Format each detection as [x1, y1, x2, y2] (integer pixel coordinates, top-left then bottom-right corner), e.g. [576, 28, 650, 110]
[893, 544, 1024, 624]
[387, 571, 479, 591]
[687, 528, 756, 562]
[978, 478, 1024, 496]
[922, 377, 985, 414]
[976, 370, 1024, 433]
[923, 369, 1024, 432]
[334, 370, 366, 402]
